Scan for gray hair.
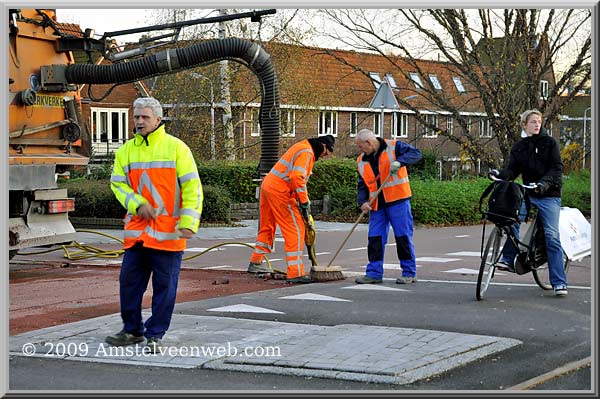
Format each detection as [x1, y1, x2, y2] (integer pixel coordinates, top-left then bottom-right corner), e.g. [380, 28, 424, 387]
[355, 128, 375, 143]
[520, 109, 542, 125]
[133, 97, 163, 119]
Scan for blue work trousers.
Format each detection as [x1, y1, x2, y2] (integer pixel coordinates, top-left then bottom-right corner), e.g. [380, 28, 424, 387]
[120, 244, 183, 339]
[501, 196, 567, 289]
[365, 199, 417, 280]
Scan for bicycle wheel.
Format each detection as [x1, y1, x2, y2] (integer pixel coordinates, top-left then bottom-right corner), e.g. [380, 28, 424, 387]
[476, 226, 503, 300]
[532, 251, 570, 290]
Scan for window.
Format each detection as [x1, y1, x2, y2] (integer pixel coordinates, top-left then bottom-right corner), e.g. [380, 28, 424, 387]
[422, 114, 438, 138]
[385, 73, 398, 89]
[540, 80, 549, 100]
[318, 110, 338, 136]
[368, 72, 382, 89]
[280, 109, 295, 137]
[409, 73, 424, 89]
[429, 74, 443, 90]
[393, 113, 409, 138]
[250, 108, 260, 137]
[91, 107, 128, 144]
[465, 117, 473, 133]
[446, 118, 454, 135]
[350, 112, 358, 137]
[479, 118, 493, 138]
[373, 113, 381, 136]
[452, 77, 466, 93]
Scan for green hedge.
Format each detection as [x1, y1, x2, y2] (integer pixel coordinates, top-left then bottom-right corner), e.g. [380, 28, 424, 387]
[62, 163, 590, 226]
[60, 179, 231, 223]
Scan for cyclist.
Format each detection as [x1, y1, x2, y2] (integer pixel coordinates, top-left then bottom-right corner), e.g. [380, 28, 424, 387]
[488, 109, 567, 297]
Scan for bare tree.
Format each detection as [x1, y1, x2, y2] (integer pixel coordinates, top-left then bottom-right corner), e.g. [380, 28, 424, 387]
[144, 8, 309, 160]
[318, 9, 591, 168]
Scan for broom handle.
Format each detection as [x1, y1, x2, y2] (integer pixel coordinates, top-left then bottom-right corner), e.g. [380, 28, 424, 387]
[326, 172, 393, 267]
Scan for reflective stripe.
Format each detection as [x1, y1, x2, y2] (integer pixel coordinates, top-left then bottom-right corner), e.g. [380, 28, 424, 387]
[138, 171, 168, 216]
[180, 208, 201, 219]
[122, 161, 176, 173]
[179, 171, 199, 184]
[110, 174, 128, 183]
[123, 225, 180, 241]
[295, 187, 306, 193]
[255, 241, 273, 251]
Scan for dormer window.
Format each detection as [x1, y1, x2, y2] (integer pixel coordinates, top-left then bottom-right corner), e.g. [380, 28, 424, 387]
[409, 73, 424, 89]
[385, 73, 398, 89]
[452, 77, 465, 93]
[429, 74, 442, 90]
[369, 72, 382, 89]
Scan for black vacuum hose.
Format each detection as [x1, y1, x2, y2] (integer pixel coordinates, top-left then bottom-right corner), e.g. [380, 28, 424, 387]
[65, 38, 279, 175]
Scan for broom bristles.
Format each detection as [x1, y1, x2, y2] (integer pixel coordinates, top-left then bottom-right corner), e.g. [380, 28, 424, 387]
[310, 266, 345, 282]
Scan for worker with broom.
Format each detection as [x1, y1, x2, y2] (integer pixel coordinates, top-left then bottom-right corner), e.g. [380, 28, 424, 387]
[354, 128, 422, 285]
[248, 134, 335, 283]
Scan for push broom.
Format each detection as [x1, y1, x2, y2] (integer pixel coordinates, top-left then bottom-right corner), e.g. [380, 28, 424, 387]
[303, 214, 345, 282]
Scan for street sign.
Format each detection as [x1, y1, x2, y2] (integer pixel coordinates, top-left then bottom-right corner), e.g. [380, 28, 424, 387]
[369, 78, 400, 110]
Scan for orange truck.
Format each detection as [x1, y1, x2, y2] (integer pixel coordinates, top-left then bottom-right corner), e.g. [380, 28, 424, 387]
[9, 9, 281, 258]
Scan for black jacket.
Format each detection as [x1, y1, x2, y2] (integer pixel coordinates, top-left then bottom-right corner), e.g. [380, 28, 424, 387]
[498, 127, 563, 198]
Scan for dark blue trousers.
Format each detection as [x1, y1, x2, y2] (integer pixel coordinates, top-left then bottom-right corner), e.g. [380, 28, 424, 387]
[365, 199, 417, 280]
[119, 244, 183, 339]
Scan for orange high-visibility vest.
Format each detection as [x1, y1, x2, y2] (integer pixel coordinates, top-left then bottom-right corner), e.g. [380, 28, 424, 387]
[111, 124, 203, 251]
[263, 140, 314, 204]
[357, 139, 411, 211]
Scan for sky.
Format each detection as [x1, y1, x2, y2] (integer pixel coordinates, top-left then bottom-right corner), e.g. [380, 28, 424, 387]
[55, 9, 152, 42]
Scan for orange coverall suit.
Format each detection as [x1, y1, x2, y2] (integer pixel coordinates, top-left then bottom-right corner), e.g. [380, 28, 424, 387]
[250, 140, 315, 278]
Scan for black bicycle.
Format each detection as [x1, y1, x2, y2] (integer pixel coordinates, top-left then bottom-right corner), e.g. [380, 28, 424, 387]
[476, 179, 570, 300]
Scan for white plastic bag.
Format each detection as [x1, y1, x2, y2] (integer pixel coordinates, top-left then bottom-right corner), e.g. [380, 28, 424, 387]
[559, 207, 591, 261]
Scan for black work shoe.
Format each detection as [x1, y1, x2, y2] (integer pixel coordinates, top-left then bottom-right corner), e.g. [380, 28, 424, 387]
[287, 275, 313, 284]
[355, 276, 383, 284]
[496, 261, 515, 273]
[105, 331, 144, 347]
[248, 262, 270, 274]
[145, 337, 163, 354]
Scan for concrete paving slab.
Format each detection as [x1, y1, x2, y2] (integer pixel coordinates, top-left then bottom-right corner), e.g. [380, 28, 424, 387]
[10, 312, 521, 385]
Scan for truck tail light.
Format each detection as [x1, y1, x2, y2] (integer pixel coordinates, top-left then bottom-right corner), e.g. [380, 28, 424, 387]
[46, 199, 75, 214]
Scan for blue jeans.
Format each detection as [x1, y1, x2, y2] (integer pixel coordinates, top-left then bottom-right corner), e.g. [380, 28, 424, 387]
[120, 244, 183, 339]
[365, 199, 416, 280]
[501, 196, 567, 289]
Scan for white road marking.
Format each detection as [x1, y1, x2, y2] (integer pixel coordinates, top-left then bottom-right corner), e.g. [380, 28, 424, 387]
[347, 247, 367, 252]
[342, 285, 410, 292]
[416, 257, 461, 263]
[443, 268, 480, 275]
[206, 304, 284, 314]
[202, 265, 230, 269]
[446, 251, 481, 257]
[455, 235, 470, 238]
[279, 293, 352, 302]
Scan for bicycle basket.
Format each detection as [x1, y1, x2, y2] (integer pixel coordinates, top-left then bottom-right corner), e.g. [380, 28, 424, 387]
[479, 181, 529, 227]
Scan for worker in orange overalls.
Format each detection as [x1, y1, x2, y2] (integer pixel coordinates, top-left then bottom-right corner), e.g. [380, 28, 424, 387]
[248, 135, 335, 283]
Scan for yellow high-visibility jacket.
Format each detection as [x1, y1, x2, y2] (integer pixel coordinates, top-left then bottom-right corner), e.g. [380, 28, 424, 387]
[110, 124, 203, 251]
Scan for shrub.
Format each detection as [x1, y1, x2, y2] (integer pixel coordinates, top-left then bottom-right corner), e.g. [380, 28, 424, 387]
[201, 185, 231, 223]
[328, 186, 361, 219]
[198, 160, 259, 203]
[562, 171, 591, 217]
[308, 158, 357, 200]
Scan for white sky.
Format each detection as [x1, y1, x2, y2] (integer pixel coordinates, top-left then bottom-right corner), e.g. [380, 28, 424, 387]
[55, 9, 153, 42]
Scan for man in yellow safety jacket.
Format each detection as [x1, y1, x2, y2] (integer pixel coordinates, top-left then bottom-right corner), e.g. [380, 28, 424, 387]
[248, 134, 335, 283]
[106, 97, 203, 354]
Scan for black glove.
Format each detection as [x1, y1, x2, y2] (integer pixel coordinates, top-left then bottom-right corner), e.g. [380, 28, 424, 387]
[299, 201, 311, 222]
[534, 181, 550, 195]
[488, 169, 500, 180]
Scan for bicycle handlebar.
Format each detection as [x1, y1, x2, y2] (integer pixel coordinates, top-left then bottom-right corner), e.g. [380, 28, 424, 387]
[489, 175, 539, 190]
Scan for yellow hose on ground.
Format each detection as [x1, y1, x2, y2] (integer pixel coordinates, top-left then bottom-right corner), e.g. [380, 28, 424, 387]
[14, 229, 285, 275]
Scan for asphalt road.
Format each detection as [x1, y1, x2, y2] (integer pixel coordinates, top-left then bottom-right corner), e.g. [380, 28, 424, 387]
[8, 221, 594, 393]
